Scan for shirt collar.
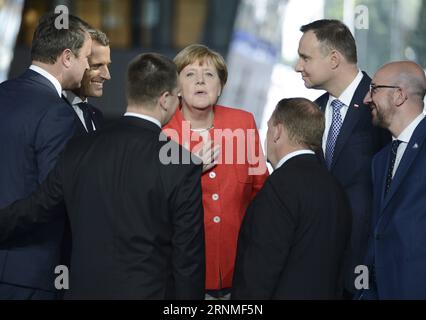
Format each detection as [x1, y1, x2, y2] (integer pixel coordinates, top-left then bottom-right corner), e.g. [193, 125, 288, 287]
[124, 112, 162, 129]
[275, 150, 315, 170]
[62, 90, 87, 105]
[395, 112, 426, 143]
[329, 70, 363, 107]
[29, 65, 62, 97]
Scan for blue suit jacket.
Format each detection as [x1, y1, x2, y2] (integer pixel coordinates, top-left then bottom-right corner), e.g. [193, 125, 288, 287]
[364, 116, 426, 299]
[0, 69, 76, 293]
[315, 72, 390, 292]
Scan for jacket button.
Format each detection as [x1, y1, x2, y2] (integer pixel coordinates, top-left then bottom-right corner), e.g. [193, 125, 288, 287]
[212, 194, 219, 201]
[213, 216, 221, 223]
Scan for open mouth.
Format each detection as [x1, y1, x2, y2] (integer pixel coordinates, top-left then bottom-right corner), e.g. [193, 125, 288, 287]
[195, 90, 207, 95]
[91, 80, 104, 89]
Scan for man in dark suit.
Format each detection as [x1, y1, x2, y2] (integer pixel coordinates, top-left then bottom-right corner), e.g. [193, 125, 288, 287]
[0, 12, 92, 299]
[295, 19, 389, 297]
[63, 28, 111, 135]
[232, 98, 352, 299]
[0, 53, 205, 299]
[360, 61, 426, 299]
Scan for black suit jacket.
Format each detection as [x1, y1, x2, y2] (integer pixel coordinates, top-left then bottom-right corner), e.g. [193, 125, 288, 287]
[0, 116, 205, 299]
[315, 72, 390, 293]
[72, 102, 104, 136]
[0, 69, 76, 294]
[232, 154, 352, 299]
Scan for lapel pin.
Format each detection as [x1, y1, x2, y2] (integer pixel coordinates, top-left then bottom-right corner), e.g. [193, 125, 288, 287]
[353, 104, 359, 108]
[413, 143, 419, 149]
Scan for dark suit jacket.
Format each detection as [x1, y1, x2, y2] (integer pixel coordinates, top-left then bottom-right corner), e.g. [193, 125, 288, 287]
[61, 96, 105, 275]
[315, 72, 390, 292]
[0, 116, 205, 299]
[362, 117, 426, 299]
[232, 154, 352, 299]
[0, 69, 76, 293]
[71, 102, 104, 136]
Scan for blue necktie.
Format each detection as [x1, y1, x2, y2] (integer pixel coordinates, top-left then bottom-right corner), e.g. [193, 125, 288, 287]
[325, 99, 345, 169]
[384, 139, 402, 196]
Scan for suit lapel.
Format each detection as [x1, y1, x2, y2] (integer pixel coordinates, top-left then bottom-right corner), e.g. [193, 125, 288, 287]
[374, 146, 390, 211]
[88, 104, 104, 130]
[331, 73, 370, 169]
[381, 117, 426, 211]
[331, 102, 361, 168]
[68, 101, 104, 136]
[74, 118, 88, 136]
[368, 151, 386, 233]
[315, 93, 329, 112]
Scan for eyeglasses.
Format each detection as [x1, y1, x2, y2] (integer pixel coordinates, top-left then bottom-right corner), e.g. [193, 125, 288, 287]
[369, 83, 401, 95]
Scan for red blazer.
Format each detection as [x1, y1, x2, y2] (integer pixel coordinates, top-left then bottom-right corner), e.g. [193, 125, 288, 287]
[164, 105, 269, 289]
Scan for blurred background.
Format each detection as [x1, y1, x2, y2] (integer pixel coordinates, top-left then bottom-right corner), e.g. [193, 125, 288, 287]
[1, 0, 426, 145]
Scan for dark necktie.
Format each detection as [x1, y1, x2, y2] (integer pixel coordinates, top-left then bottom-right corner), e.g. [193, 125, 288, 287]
[77, 102, 94, 133]
[384, 139, 402, 196]
[325, 99, 345, 169]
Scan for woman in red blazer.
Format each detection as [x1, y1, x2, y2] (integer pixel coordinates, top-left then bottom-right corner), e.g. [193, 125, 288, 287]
[163, 44, 269, 299]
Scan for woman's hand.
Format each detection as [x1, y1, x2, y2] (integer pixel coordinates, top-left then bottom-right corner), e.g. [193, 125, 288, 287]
[183, 137, 220, 173]
[194, 141, 220, 173]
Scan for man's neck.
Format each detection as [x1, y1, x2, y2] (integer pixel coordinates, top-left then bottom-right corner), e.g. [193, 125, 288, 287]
[72, 89, 86, 101]
[273, 145, 307, 169]
[181, 105, 214, 129]
[326, 65, 359, 98]
[32, 61, 62, 85]
[126, 105, 161, 123]
[390, 108, 424, 138]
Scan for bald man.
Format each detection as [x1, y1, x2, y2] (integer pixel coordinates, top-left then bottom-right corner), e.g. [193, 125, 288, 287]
[360, 61, 426, 299]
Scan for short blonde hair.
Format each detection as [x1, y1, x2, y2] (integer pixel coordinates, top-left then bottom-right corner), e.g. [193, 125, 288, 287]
[174, 44, 228, 88]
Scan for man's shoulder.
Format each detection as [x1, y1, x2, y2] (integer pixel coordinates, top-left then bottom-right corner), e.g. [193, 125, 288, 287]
[352, 71, 372, 98]
[2, 74, 61, 104]
[359, 70, 372, 82]
[314, 92, 329, 109]
[272, 155, 331, 187]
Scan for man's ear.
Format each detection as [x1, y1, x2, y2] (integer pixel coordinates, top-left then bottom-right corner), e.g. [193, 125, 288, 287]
[394, 87, 408, 107]
[329, 50, 340, 70]
[159, 91, 170, 111]
[273, 123, 283, 143]
[60, 49, 73, 68]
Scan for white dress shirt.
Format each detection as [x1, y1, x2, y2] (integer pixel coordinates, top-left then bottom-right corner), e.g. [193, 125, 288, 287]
[275, 150, 315, 170]
[322, 70, 364, 153]
[392, 112, 425, 177]
[29, 65, 62, 97]
[124, 112, 162, 129]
